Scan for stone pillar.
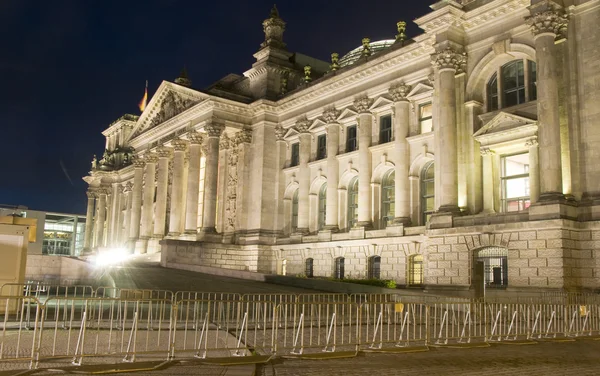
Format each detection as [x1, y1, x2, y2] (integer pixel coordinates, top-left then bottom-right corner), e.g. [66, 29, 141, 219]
[481, 148, 495, 213]
[95, 188, 108, 248]
[274, 126, 287, 233]
[200, 121, 225, 233]
[528, 4, 567, 202]
[324, 108, 340, 231]
[184, 132, 204, 234]
[389, 83, 411, 225]
[83, 189, 95, 251]
[355, 95, 374, 229]
[154, 147, 172, 237]
[140, 153, 158, 240]
[296, 117, 312, 234]
[431, 47, 466, 214]
[129, 158, 145, 241]
[122, 182, 133, 245]
[169, 139, 188, 235]
[234, 128, 253, 231]
[527, 138, 540, 205]
[112, 184, 123, 246]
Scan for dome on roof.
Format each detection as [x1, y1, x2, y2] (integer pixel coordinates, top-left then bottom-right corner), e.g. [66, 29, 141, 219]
[338, 39, 396, 67]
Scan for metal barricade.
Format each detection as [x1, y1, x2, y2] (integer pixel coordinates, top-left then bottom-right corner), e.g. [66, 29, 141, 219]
[296, 294, 349, 304]
[2, 283, 94, 301]
[359, 302, 427, 350]
[428, 302, 486, 345]
[37, 296, 174, 367]
[350, 293, 400, 305]
[484, 302, 530, 342]
[527, 303, 568, 340]
[565, 304, 600, 337]
[0, 296, 42, 370]
[274, 301, 360, 357]
[171, 299, 275, 359]
[242, 294, 297, 306]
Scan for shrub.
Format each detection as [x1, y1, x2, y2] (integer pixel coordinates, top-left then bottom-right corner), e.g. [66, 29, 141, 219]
[328, 278, 397, 289]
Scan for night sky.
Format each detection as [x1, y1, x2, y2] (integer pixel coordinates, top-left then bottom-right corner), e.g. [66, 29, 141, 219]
[0, 0, 432, 215]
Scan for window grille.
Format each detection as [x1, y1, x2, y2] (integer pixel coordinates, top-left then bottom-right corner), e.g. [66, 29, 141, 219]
[475, 247, 508, 289]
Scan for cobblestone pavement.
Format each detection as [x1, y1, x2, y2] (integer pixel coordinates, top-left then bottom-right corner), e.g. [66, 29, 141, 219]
[265, 339, 600, 376]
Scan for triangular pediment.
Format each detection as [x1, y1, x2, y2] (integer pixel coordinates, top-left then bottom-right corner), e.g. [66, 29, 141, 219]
[309, 118, 326, 131]
[337, 108, 358, 122]
[129, 81, 208, 140]
[474, 112, 537, 138]
[283, 127, 299, 139]
[369, 97, 393, 111]
[407, 83, 433, 99]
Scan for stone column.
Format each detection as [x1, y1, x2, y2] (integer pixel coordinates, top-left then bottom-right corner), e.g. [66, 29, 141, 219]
[527, 138, 540, 205]
[140, 153, 158, 240]
[122, 182, 133, 245]
[112, 184, 123, 246]
[184, 132, 204, 234]
[129, 158, 145, 241]
[169, 139, 188, 235]
[355, 95, 374, 229]
[95, 188, 108, 248]
[274, 126, 287, 233]
[154, 147, 172, 237]
[389, 83, 412, 225]
[431, 47, 466, 213]
[234, 128, 252, 231]
[528, 4, 567, 201]
[296, 117, 312, 234]
[481, 148, 495, 213]
[324, 108, 340, 231]
[83, 189, 95, 251]
[200, 121, 225, 233]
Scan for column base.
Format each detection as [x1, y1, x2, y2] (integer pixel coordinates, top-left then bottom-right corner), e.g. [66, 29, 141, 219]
[529, 196, 578, 221]
[323, 225, 339, 233]
[167, 232, 181, 237]
[392, 217, 411, 226]
[147, 237, 162, 254]
[437, 205, 462, 215]
[183, 229, 197, 235]
[134, 238, 148, 255]
[357, 221, 373, 230]
[293, 228, 309, 236]
[428, 211, 454, 229]
[538, 191, 566, 203]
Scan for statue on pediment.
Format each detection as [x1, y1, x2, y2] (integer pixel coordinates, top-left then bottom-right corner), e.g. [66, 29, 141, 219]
[148, 91, 195, 130]
[91, 155, 97, 171]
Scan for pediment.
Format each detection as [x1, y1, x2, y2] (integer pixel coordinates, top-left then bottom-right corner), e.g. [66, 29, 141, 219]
[474, 112, 537, 138]
[309, 118, 326, 131]
[407, 83, 433, 99]
[337, 108, 358, 122]
[283, 127, 299, 139]
[369, 97, 393, 111]
[129, 81, 207, 140]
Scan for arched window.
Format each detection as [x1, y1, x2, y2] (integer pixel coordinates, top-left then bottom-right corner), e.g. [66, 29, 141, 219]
[368, 256, 381, 279]
[487, 59, 537, 112]
[381, 170, 395, 228]
[408, 254, 423, 286]
[334, 257, 345, 279]
[475, 247, 508, 289]
[347, 177, 358, 229]
[318, 183, 327, 230]
[291, 190, 299, 232]
[305, 258, 314, 278]
[421, 162, 435, 225]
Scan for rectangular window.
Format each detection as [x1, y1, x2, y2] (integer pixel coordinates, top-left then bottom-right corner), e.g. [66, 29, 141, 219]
[419, 103, 433, 134]
[501, 153, 530, 212]
[346, 125, 357, 152]
[379, 115, 392, 144]
[317, 134, 327, 160]
[290, 142, 300, 167]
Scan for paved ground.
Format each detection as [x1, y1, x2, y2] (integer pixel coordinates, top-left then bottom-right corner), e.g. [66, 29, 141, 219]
[101, 258, 318, 294]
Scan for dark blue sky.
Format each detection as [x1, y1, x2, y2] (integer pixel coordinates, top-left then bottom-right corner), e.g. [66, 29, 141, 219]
[0, 0, 431, 214]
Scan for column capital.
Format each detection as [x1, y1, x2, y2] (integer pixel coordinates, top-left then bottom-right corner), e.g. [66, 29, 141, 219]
[295, 116, 311, 134]
[480, 147, 495, 156]
[234, 127, 253, 145]
[144, 152, 159, 164]
[156, 146, 173, 159]
[86, 189, 97, 199]
[188, 131, 204, 145]
[124, 182, 133, 193]
[219, 133, 231, 149]
[353, 95, 373, 114]
[389, 82, 412, 102]
[525, 138, 539, 147]
[132, 157, 146, 168]
[527, 1, 568, 38]
[97, 187, 109, 196]
[204, 121, 225, 138]
[323, 107, 340, 123]
[431, 47, 467, 73]
[116, 184, 125, 193]
[274, 125, 286, 141]
[172, 138, 188, 152]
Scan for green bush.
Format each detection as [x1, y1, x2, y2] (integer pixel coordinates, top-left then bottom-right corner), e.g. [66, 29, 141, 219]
[328, 278, 397, 289]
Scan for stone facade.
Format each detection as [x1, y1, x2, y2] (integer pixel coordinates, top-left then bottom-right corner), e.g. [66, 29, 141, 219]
[83, 1, 600, 294]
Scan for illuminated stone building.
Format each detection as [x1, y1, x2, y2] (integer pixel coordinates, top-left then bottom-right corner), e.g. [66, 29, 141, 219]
[83, 0, 600, 293]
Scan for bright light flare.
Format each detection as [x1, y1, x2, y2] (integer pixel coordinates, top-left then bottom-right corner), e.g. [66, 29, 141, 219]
[95, 248, 131, 267]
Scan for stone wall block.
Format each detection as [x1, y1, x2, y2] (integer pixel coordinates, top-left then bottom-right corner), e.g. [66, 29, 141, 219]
[591, 231, 600, 240]
[511, 259, 530, 268]
[519, 267, 539, 277]
[538, 268, 564, 278]
[428, 252, 444, 261]
[458, 236, 466, 244]
[510, 276, 529, 287]
[537, 229, 563, 239]
[437, 261, 452, 269]
[444, 236, 458, 245]
[429, 268, 445, 277]
[508, 250, 520, 259]
[444, 252, 458, 261]
[508, 240, 528, 250]
[519, 231, 537, 241]
[528, 240, 546, 249]
[546, 258, 564, 267]
[451, 276, 469, 285]
[529, 258, 548, 267]
[429, 237, 445, 245]
[519, 249, 537, 259]
[529, 277, 549, 287]
[465, 236, 474, 250]
[438, 244, 451, 253]
[444, 269, 459, 277]
[436, 277, 451, 285]
[427, 261, 438, 270]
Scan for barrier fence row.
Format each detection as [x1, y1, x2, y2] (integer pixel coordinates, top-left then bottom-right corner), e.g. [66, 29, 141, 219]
[1, 294, 600, 372]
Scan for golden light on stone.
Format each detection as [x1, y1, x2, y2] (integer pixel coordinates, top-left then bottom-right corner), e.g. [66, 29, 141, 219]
[330, 52, 340, 71]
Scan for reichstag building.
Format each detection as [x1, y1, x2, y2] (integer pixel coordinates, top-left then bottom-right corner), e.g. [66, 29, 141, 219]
[83, 0, 600, 295]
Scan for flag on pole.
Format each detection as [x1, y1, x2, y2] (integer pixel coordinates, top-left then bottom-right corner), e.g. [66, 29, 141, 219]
[138, 80, 148, 112]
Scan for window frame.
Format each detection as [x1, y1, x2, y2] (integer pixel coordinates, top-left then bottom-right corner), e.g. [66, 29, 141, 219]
[475, 247, 508, 289]
[347, 177, 359, 229]
[368, 256, 381, 280]
[379, 114, 392, 144]
[500, 152, 530, 213]
[418, 102, 433, 134]
[486, 59, 537, 112]
[346, 125, 358, 153]
[334, 257, 345, 279]
[421, 161, 435, 225]
[381, 170, 395, 228]
[290, 142, 300, 167]
[408, 254, 424, 286]
[316, 134, 327, 160]
[318, 183, 327, 231]
[291, 189, 299, 232]
[305, 258, 314, 278]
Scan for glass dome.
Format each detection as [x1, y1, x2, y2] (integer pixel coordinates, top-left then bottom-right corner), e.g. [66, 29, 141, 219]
[338, 40, 396, 68]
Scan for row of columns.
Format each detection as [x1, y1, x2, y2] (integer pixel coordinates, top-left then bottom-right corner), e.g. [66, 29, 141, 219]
[84, 121, 226, 253]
